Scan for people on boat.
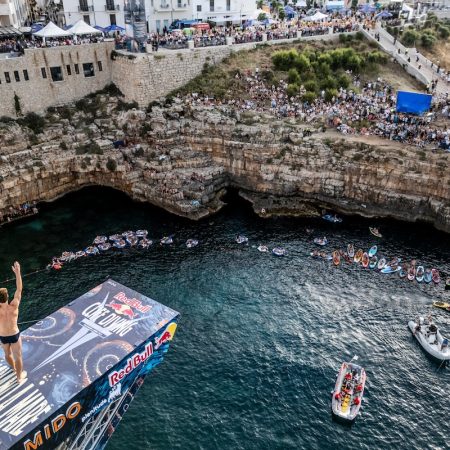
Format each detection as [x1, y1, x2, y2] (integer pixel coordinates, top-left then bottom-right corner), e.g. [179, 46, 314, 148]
[353, 397, 361, 406]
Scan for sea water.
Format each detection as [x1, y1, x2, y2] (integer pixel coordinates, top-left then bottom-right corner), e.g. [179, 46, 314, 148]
[0, 187, 449, 450]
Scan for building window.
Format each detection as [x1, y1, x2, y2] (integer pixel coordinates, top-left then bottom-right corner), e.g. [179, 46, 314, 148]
[41, 68, 47, 79]
[106, 0, 114, 9]
[23, 69, 29, 81]
[50, 66, 64, 82]
[83, 63, 95, 77]
[209, 0, 214, 11]
[163, 19, 169, 30]
[156, 20, 161, 32]
[74, 64, 80, 74]
[226, 0, 230, 10]
[67, 64, 72, 75]
[79, 0, 88, 11]
[83, 14, 91, 24]
[110, 13, 116, 25]
[197, 4, 201, 11]
[151, 0, 153, 5]
[98, 61, 103, 71]
[4, 72, 11, 83]
[177, 0, 181, 6]
[14, 70, 20, 82]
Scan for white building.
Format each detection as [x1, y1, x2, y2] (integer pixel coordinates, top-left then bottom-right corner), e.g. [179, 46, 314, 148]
[193, 0, 256, 25]
[0, 0, 29, 27]
[61, 0, 255, 31]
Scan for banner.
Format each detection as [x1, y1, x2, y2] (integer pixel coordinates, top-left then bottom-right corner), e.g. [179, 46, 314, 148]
[124, 0, 147, 42]
[396, 91, 432, 115]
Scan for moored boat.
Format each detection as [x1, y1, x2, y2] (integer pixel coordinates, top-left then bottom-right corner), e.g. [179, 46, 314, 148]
[109, 234, 122, 242]
[138, 238, 152, 249]
[126, 235, 138, 246]
[369, 256, 378, 269]
[272, 247, 287, 256]
[161, 236, 174, 245]
[113, 239, 126, 249]
[93, 235, 107, 245]
[354, 249, 363, 263]
[369, 227, 382, 238]
[424, 269, 432, 284]
[407, 265, 416, 281]
[399, 264, 408, 279]
[433, 301, 450, 313]
[258, 245, 269, 253]
[332, 250, 340, 266]
[361, 252, 369, 268]
[347, 244, 355, 258]
[331, 359, 366, 423]
[236, 235, 248, 244]
[416, 266, 425, 283]
[186, 239, 199, 248]
[98, 242, 111, 252]
[75, 251, 86, 258]
[323, 214, 343, 223]
[314, 237, 328, 246]
[408, 317, 450, 362]
[85, 246, 99, 256]
[368, 245, 377, 257]
[136, 229, 148, 238]
[431, 269, 440, 284]
[377, 257, 386, 270]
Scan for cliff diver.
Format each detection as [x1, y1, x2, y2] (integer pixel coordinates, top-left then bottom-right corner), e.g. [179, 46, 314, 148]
[0, 262, 27, 383]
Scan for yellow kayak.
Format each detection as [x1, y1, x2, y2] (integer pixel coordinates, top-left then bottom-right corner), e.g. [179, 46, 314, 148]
[433, 301, 450, 312]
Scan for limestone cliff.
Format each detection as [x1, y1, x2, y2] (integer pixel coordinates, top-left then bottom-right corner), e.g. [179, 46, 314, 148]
[0, 100, 449, 233]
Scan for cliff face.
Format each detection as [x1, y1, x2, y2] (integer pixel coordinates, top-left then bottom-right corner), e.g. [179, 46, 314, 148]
[0, 100, 449, 232]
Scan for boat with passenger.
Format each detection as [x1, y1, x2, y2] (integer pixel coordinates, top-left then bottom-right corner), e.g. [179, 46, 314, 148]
[236, 235, 248, 244]
[314, 237, 328, 246]
[138, 238, 152, 249]
[109, 234, 122, 242]
[186, 239, 199, 248]
[408, 317, 450, 362]
[98, 242, 111, 252]
[369, 227, 382, 238]
[272, 247, 287, 256]
[93, 236, 107, 245]
[113, 239, 126, 249]
[136, 230, 148, 238]
[332, 358, 366, 423]
[323, 214, 343, 223]
[258, 245, 269, 253]
[160, 236, 173, 245]
[126, 234, 139, 246]
[85, 246, 99, 256]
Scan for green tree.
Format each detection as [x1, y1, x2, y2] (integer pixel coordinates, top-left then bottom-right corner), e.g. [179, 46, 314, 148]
[278, 6, 286, 20]
[286, 83, 299, 97]
[257, 12, 267, 21]
[303, 80, 318, 93]
[256, 0, 264, 8]
[287, 68, 301, 84]
[325, 88, 338, 102]
[302, 91, 317, 103]
[402, 29, 419, 47]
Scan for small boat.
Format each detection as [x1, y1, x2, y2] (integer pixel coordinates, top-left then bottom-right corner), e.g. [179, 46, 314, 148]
[399, 265, 408, 278]
[258, 245, 269, 253]
[347, 244, 355, 258]
[236, 235, 248, 244]
[314, 237, 328, 246]
[354, 249, 363, 263]
[75, 251, 86, 258]
[60, 251, 75, 262]
[431, 269, 441, 284]
[160, 236, 173, 245]
[407, 266, 416, 281]
[408, 318, 450, 362]
[369, 256, 378, 269]
[186, 239, 199, 248]
[138, 238, 152, 249]
[369, 227, 382, 238]
[331, 359, 366, 423]
[136, 229, 148, 238]
[343, 253, 352, 264]
[93, 235, 107, 245]
[323, 214, 343, 223]
[387, 257, 401, 268]
[85, 246, 99, 256]
[272, 247, 287, 256]
[381, 264, 401, 274]
[98, 242, 111, 252]
[368, 246, 377, 257]
[416, 266, 425, 283]
[433, 301, 450, 313]
[109, 234, 122, 242]
[424, 269, 433, 284]
[361, 252, 369, 268]
[113, 239, 126, 249]
[126, 235, 139, 246]
[332, 250, 340, 266]
[377, 257, 386, 270]
[122, 230, 134, 237]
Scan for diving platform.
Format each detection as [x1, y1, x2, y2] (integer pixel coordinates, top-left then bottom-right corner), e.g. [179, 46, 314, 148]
[0, 279, 179, 450]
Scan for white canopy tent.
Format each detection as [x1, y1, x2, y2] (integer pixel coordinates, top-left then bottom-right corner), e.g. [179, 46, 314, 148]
[304, 11, 329, 21]
[33, 21, 72, 40]
[69, 20, 103, 36]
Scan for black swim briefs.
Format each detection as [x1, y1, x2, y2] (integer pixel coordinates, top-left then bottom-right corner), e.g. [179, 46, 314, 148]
[0, 332, 20, 345]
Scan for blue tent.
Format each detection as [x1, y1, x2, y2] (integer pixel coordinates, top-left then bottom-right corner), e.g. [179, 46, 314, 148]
[396, 91, 432, 115]
[284, 5, 296, 16]
[104, 24, 125, 33]
[31, 23, 44, 33]
[359, 4, 376, 13]
[376, 10, 392, 18]
[94, 25, 105, 32]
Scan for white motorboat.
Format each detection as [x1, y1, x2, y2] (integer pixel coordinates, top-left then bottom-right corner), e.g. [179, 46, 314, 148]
[186, 239, 199, 248]
[272, 247, 287, 256]
[160, 236, 173, 245]
[408, 318, 450, 362]
[136, 229, 148, 238]
[257, 245, 269, 253]
[236, 235, 248, 244]
[332, 359, 366, 423]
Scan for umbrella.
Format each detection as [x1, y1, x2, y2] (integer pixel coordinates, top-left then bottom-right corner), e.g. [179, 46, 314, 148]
[104, 24, 125, 33]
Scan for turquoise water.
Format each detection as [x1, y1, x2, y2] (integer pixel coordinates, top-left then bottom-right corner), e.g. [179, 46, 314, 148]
[1, 187, 449, 450]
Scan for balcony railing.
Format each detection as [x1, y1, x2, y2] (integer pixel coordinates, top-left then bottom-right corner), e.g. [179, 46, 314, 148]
[78, 4, 93, 11]
[105, 3, 120, 10]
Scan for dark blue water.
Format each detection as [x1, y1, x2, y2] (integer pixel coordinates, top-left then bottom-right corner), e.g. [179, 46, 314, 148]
[1, 187, 449, 450]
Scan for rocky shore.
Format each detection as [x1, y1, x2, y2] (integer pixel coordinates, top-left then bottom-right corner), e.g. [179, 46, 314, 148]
[0, 96, 449, 232]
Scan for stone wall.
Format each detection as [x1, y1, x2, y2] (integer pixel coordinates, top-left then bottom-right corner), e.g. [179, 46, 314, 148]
[111, 45, 233, 106]
[0, 42, 114, 117]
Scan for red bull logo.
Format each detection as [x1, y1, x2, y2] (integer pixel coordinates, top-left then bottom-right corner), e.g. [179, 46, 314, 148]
[107, 302, 136, 319]
[155, 322, 177, 350]
[113, 292, 152, 313]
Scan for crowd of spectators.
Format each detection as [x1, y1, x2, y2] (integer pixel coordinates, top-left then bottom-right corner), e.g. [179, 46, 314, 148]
[0, 202, 38, 224]
[179, 69, 450, 150]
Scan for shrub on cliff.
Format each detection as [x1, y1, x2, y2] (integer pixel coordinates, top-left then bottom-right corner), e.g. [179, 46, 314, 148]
[116, 99, 139, 111]
[76, 141, 103, 155]
[106, 158, 117, 171]
[18, 112, 46, 135]
[302, 91, 317, 104]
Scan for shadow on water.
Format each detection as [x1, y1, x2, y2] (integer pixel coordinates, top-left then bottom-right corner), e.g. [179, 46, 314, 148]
[0, 186, 449, 450]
